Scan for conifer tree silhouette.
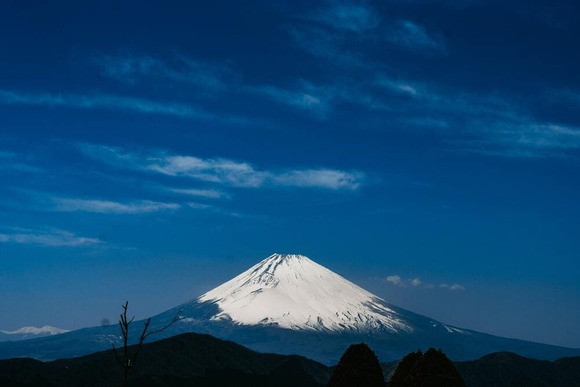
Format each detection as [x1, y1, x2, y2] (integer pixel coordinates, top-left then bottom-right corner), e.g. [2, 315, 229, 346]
[389, 347, 466, 387]
[328, 343, 386, 387]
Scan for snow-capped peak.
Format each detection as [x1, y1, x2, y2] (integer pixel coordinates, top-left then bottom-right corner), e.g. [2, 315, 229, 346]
[198, 253, 412, 333]
[0, 325, 69, 336]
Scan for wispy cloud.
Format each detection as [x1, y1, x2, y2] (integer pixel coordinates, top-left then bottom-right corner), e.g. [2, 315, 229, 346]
[186, 202, 212, 210]
[0, 89, 259, 127]
[375, 76, 421, 97]
[0, 229, 101, 247]
[290, 6, 446, 68]
[148, 155, 268, 188]
[410, 277, 422, 287]
[79, 144, 365, 190]
[457, 121, 580, 158]
[255, 79, 389, 116]
[440, 283, 466, 291]
[0, 89, 212, 119]
[386, 275, 404, 286]
[387, 20, 447, 54]
[169, 188, 228, 199]
[52, 198, 180, 214]
[307, 3, 381, 32]
[92, 53, 233, 93]
[285, 26, 365, 68]
[371, 76, 580, 157]
[273, 169, 364, 190]
[384, 275, 465, 290]
[246, 84, 329, 116]
[0, 150, 44, 174]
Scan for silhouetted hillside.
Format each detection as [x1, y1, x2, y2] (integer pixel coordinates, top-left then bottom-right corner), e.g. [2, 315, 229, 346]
[455, 352, 580, 387]
[0, 332, 330, 387]
[381, 351, 580, 387]
[2, 334, 580, 386]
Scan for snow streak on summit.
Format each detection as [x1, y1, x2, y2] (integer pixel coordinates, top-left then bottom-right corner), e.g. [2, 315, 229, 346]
[199, 253, 412, 333]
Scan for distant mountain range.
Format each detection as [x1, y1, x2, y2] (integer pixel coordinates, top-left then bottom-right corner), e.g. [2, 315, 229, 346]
[1, 332, 579, 387]
[0, 326, 68, 342]
[1, 254, 579, 365]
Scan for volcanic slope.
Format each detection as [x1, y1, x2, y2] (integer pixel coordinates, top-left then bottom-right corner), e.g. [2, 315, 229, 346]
[198, 253, 412, 333]
[1, 253, 579, 364]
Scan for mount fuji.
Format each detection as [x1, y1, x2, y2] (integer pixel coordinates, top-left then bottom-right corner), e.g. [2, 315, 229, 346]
[198, 253, 412, 333]
[1, 253, 578, 364]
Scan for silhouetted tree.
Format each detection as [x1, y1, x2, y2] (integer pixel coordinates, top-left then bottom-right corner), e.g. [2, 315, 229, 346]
[389, 350, 423, 386]
[328, 343, 386, 387]
[388, 348, 466, 387]
[113, 301, 181, 387]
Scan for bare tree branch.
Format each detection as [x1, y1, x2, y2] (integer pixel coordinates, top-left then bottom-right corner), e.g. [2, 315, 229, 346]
[112, 301, 182, 387]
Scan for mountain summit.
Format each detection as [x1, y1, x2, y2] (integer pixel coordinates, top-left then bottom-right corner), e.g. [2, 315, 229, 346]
[199, 253, 411, 333]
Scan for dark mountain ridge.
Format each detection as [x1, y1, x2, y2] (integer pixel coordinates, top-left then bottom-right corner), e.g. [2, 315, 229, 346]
[2, 331, 580, 386]
[0, 332, 330, 387]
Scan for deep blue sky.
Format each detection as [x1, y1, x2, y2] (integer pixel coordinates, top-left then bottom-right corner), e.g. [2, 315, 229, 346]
[1, 0, 579, 347]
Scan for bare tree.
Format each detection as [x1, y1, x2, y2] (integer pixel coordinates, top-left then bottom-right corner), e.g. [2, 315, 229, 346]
[113, 301, 182, 387]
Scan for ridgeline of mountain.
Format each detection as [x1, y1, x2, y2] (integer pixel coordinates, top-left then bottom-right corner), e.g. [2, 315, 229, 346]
[380, 352, 580, 386]
[1, 332, 580, 387]
[0, 332, 330, 387]
[1, 254, 579, 364]
[454, 352, 580, 387]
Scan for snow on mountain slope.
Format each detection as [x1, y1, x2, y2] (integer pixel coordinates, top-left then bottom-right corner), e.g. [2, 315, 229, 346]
[199, 253, 412, 333]
[0, 326, 68, 336]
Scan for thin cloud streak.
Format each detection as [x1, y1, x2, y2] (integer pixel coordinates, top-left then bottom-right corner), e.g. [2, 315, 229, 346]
[53, 198, 180, 214]
[148, 155, 269, 188]
[457, 122, 580, 158]
[387, 20, 447, 54]
[0, 229, 101, 247]
[0, 89, 257, 126]
[273, 169, 364, 190]
[0, 89, 211, 119]
[245, 85, 329, 116]
[169, 188, 228, 199]
[440, 283, 466, 291]
[0, 151, 44, 174]
[375, 76, 420, 97]
[384, 275, 465, 290]
[92, 53, 233, 93]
